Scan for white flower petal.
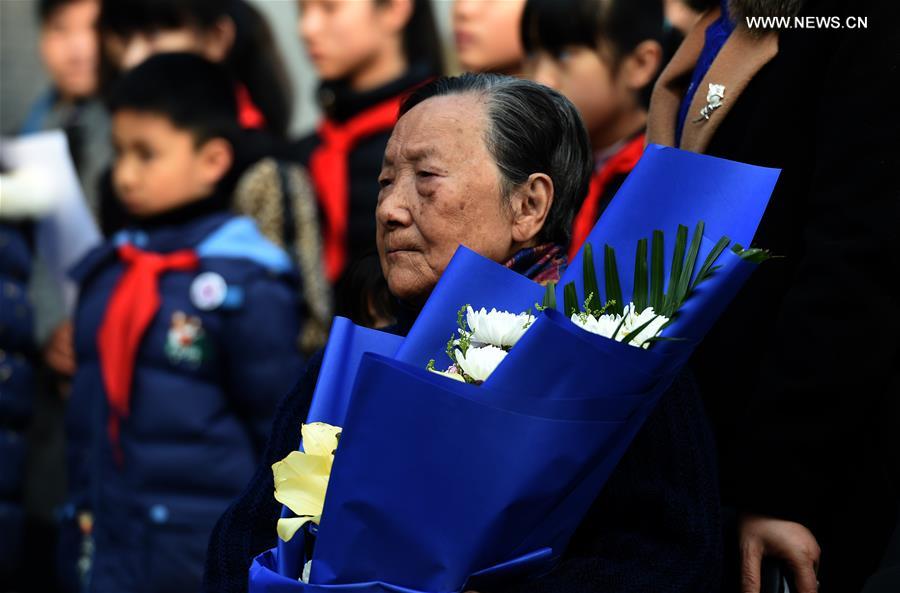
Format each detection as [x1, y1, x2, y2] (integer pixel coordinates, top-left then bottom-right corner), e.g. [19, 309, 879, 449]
[466, 306, 535, 348]
[454, 345, 508, 382]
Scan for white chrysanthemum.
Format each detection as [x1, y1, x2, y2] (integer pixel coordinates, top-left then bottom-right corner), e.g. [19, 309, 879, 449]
[618, 304, 669, 348]
[570, 303, 668, 349]
[466, 306, 535, 348]
[569, 311, 621, 339]
[454, 345, 508, 382]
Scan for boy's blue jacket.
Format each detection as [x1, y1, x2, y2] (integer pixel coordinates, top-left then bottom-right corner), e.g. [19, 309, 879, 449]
[65, 209, 305, 593]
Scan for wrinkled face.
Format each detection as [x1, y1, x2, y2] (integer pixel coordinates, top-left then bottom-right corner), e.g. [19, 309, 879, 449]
[40, 0, 100, 99]
[111, 110, 228, 217]
[298, 0, 391, 81]
[525, 46, 624, 142]
[376, 94, 516, 304]
[452, 0, 525, 73]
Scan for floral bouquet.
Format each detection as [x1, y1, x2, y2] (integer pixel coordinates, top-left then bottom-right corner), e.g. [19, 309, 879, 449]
[249, 145, 781, 593]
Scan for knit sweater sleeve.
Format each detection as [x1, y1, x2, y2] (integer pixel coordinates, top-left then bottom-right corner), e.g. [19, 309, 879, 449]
[487, 371, 723, 593]
[203, 350, 324, 593]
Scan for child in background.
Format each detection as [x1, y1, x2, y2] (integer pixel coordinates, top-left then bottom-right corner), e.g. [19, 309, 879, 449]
[23, 0, 110, 216]
[293, 0, 443, 288]
[521, 0, 665, 258]
[62, 54, 305, 593]
[98, 0, 292, 139]
[452, 0, 526, 75]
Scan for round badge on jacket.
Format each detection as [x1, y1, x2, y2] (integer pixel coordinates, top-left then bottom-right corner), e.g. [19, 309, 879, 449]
[190, 272, 228, 311]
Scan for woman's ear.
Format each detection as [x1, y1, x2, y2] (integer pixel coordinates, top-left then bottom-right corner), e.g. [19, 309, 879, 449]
[622, 39, 663, 91]
[510, 173, 554, 245]
[198, 138, 234, 189]
[204, 16, 237, 63]
[377, 0, 415, 36]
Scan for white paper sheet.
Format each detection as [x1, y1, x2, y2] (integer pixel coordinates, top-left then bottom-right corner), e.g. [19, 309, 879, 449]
[1, 130, 102, 314]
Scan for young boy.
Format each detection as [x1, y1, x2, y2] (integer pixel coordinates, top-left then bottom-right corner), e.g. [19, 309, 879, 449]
[520, 0, 665, 257]
[62, 53, 305, 593]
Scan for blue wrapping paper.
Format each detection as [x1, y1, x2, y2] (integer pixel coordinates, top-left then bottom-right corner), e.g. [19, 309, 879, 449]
[254, 146, 782, 593]
[280, 318, 404, 577]
[310, 354, 637, 592]
[563, 144, 780, 308]
[306, 317, 404, 426]
[486, 308, 689, 400]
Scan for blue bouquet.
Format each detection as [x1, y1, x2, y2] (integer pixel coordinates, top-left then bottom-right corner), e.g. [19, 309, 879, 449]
[249, 145, 780, 593]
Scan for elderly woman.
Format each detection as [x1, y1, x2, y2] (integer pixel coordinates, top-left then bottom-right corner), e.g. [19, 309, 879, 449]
[204, 74, 721, 593]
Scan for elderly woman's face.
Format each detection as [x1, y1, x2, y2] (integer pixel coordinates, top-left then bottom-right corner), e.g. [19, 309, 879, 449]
[376, 94, 516, 303]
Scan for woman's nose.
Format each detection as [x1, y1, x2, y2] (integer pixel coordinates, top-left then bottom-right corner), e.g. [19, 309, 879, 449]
[376, 184, 413, 230]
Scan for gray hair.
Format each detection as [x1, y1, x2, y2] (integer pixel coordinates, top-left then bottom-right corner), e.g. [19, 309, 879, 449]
[399, 73, 593, 246]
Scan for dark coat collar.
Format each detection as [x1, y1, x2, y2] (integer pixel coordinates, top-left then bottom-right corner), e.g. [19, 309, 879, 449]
[647, 6, 779, 153]
[317, 61, 434, 123]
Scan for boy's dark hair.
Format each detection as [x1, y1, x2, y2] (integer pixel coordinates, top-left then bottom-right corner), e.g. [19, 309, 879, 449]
[400, 73, 593, 247]
[99, 0, 293, 137]
[38, 0, 86, 23]
[521, 0, 664, 64]
[107, 52, 239, 146]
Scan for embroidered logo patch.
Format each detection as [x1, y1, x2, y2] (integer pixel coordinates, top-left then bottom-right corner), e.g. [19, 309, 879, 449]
[164, 311, 209, 367]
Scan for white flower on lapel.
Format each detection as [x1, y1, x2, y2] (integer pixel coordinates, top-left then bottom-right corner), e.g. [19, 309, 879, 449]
[706, 83, 725, 108]
[454, 345, 508, 383]
[695, 83, 726, 122]
[466, 306, 536, 348]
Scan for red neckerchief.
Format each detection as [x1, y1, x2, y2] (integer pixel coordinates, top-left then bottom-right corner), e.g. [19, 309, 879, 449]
[309, 95, 403, 282]
[236, 83, 265, 130]
[568, 133, 646, 260]
[96, 244, 199, 464]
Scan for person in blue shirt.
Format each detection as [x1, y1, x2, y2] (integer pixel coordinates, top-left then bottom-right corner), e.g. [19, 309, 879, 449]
[61, 53, 306, 593]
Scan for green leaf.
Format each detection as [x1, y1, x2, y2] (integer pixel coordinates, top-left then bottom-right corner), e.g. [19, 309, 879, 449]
[563, 282, 579, 317]
[692, 235, 731, 290]
[582, 243, 601, 311]
[732, 245, 773, 264]
[604, 245, 624, 316]
[620, 315, 660, 346]
[541, 281, 557, 310]
[650, 230, 665, 311]
[611, 313, 628, 341]
[663, 225, 688, 316]
[633, 238, 649, 313]
[671, 221, 705, 312]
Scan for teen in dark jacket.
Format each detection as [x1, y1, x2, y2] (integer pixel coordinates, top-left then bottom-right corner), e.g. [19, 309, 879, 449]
[292, 0, 443, 287]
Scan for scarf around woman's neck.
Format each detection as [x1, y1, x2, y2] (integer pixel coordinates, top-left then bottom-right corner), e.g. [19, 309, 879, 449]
[504, 243, 567, 286]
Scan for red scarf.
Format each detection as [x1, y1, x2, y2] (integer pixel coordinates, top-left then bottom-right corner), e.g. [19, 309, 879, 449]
[96, 244, 199, 463]
[309, 95, 403, 282]
[569, 134, 646, 260]
[236, 84, 266, 130]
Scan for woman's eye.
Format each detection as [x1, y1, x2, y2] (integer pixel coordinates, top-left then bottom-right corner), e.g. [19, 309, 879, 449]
[378, 177, 393, 188]
[416, 171, 436, 180]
